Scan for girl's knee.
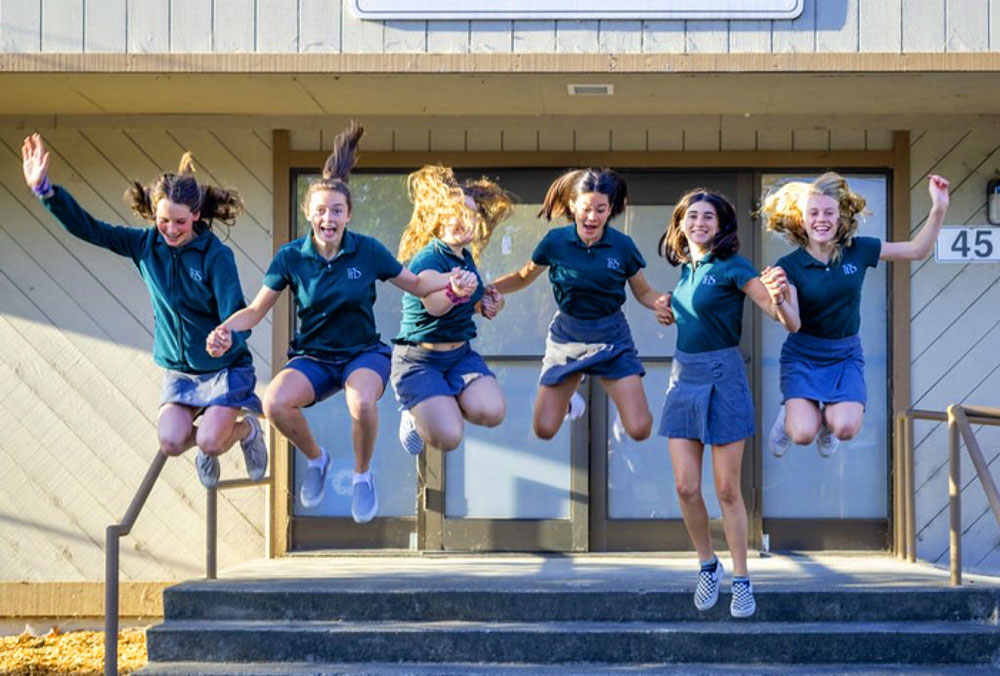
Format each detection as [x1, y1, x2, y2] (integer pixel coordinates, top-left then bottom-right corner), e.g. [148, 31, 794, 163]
[625, 414, 652, 441]
[675, 480, 702, 503]
[196, 427, 229, 456]
[832, 421, 859, 441]
[715, 482, 742, 507]
[159, 433, 189, 457]
[347, 395, 377, 420]
[534, 418, 560, 440]
[468, 403, 506, 428]
[429, 428, 463, 452]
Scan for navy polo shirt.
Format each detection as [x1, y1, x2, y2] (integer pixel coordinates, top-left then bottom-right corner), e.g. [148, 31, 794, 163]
[531, 224, 646, 320]
[264, 231, 403, 358]
[396, 239, 485, 344]
[43, 185, 253, 374]
[776, 236, 881, 339]
[671, 253, 758, 354]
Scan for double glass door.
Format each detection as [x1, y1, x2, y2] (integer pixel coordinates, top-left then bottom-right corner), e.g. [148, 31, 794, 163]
[288, 168, 890, 553]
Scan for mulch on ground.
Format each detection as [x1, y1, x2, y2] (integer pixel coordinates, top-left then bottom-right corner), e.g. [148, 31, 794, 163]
[0, 627, 147, 675]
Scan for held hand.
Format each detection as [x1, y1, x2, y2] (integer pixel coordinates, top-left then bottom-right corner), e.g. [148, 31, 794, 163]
[449, 269, 478, 298]
[760, 266, 789, 304]
[653, 293, 674, 326]
[927, 174, 950, 211]
[479, 285, 505, 319]
[206, 326, 232, 358]
[21, 133, 51, 191]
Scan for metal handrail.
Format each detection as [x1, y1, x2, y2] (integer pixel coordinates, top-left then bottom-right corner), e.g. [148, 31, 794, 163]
[897, 406, 1000, 585]
[104, 447, 271, 675]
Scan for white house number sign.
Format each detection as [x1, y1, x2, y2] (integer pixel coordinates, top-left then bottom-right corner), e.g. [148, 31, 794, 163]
[351, 1, 804, 21]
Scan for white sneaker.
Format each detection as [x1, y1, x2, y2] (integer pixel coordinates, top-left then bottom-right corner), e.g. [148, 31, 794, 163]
[768, 406, 791, 458]
[816, 422, 840, 458]
[694, 558, 723, 611]
[564, 392, 586, 422]
[399, 409, 424, 455]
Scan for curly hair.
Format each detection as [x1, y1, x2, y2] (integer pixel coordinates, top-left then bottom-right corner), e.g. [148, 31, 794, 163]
[538, 168, 628, 223]
[658, 189, 740, 266]
[123, 152, 244, 228]
[398, 165, 515, 263]
[760, 172, 867, 262]
[301, 121, 364, 216]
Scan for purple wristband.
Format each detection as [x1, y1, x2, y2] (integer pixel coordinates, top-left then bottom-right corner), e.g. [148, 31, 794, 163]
[444, 286, 471, 305]
[32, 177, 52, 198]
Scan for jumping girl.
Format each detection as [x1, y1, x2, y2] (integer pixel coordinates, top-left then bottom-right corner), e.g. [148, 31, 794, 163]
[392, 165, 514, 455]
[21, 133, 267, 489]
[763, 173, 949, 459]
[656, 189, 799, 619]
[207, 123, 460, 522]
[491, 168, 666, 442]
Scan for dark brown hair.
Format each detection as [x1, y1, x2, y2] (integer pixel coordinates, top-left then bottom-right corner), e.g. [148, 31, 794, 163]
[538, 168, 628, 222]
[301, 121, 364, 215]
[124, 152, 244, 227]
[658, 189, 740, 265]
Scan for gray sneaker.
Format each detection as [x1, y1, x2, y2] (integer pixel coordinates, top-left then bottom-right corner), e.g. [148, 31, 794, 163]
[768, 406, 792, 458]
[299, 453, 330, 508]
[816, 422, 840, 458]
[195, 450, 220, 489]
[240, 416, 268, 481]
[351, 475, 378, 524]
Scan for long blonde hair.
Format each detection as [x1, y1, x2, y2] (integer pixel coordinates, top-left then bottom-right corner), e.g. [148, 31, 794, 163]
[760, 172, 867, 262]
[398, 165, 514, 262]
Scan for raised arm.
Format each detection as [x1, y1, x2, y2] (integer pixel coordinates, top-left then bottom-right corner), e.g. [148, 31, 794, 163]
[492, 260, 546, 295]
[880, 174, 950, 261]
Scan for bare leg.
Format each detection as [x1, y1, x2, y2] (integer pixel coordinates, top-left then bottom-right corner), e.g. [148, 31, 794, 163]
[600, 374, 653, 441]
[411, 395, 465, 452]
[785, 397, 823, 445]
[457, 376, 505, 427]
[824, 402, 865, 441]
[711, 439, 748, 577]
[669, 438, 714, 563]
[158, 404, 198, 456]
[343, 368, 384, 474]
[533, 373, 583, 440]
[196, 406, 249, 456]
[262, 369, 321, 460]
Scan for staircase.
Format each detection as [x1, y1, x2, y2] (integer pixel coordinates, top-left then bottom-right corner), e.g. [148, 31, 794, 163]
[141, 559, 1000, 673]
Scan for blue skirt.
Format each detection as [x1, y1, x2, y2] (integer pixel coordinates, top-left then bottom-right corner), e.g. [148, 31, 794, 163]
[539, 310, 645, 386]
[779, 332, 866, 405]
[161, 365, 263, 414]
[658, 347, 755, 446]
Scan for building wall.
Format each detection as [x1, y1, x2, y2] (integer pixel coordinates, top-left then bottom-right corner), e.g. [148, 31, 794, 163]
[1, 0, 999, 55]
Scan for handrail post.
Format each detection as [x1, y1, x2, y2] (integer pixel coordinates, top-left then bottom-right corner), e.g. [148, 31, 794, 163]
[104, 525, 120, 676]
[207, 486, 218, 580]
[904, 413, 916, 563]
[947, 405, 961, 586]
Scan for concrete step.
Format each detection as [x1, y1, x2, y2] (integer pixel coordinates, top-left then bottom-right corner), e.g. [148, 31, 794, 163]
[145, 619, 1000, 666]
[162, 584, 999, 624]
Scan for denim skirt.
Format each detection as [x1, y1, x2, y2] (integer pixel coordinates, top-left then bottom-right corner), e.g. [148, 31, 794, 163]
[161, 364, 263, 414]
[658, 346, 755, 446]
[779, 332, 866, 405]
[539, 310, 645, 386]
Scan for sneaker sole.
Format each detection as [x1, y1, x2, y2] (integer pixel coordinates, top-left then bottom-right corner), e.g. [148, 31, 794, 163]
[731, 604, 757, 618]
[352, 492, 378, 524]
[299, 458, 330, 508]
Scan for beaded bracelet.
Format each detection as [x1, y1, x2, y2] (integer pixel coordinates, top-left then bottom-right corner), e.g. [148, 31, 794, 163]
[444, 286, 471, 305]
[32, 177, 52, 198]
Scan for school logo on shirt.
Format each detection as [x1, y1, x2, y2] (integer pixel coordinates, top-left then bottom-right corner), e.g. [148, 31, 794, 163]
[842, 263, 859, 275]
[702, 274, 717, 286]
[606, 257, 621, 270]
[188, 267, 203, 283]
[346, 267, 362, 280]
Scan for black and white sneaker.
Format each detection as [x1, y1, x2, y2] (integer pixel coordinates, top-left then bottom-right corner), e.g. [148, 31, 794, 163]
[730, 577, 756, 618]
[694, 557, 723, 611]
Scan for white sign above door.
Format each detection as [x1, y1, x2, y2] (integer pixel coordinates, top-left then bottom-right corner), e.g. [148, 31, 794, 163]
[351, 1, 804, 21]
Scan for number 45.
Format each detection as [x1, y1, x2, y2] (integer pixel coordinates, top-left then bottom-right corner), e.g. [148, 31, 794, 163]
[951, 229, 994, 258]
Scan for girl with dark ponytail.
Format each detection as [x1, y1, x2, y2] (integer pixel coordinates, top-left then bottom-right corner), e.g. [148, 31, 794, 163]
[491, 168, 668, 442]
[209, 122, 463, 522]
[22, 133, 268, 490]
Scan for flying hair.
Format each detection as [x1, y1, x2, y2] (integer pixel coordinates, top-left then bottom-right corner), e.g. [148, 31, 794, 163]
[123, 151, 244, 227]
[302, 121, 365, 215]
[538, 168, 628, 222]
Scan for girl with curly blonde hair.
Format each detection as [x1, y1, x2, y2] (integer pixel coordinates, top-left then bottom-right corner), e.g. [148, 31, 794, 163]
[762, 171, 950, 459]
[22, 133, 268, 490]
[391, 165, 514, 456]
[209, 124, 460, 521]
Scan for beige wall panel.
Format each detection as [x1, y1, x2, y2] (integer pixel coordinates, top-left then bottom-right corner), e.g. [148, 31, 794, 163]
[470, 21, 513, 53]
[258, 0, 300, 52]
[512, 20, 556, 52]
[729, 20, 772, 52]
[466, 128, 503, 152]
[816, 0, 858, 52]
[686, 21, 729, 53]
[598, 20, 641, 53]
[792, 128, 830, 151]
[859, 0, 902, 51]
[720, 126, 757, 151]
[384, 21, 427, 53]
[83, 0, 126, 52]
[773, 0, 816, 52]
[647, 128, 683, 151]
[430, 128, 466, 152]
[539, 126, 574, 152]
[356, 125, 394, 151]
[908, 129, 969, 197]
[945, 0, 989, 52]
[0, 0, 40, 52]
[556, 20, 599, 53]
[993, 0, 1000, 49]
[574, 128, 611, 152]
[126, 0, 168, 53]
[213, 0, 256, 53]
[427, 21, 468, 53]
[865, 130, 894, 150]
[341, 2, 383, 53]
[502, 128, 538, 152]
[641, 20, 685, 53]
[170, 0, 212, 52]
[611, 127, 647, 152]
[42, 0, 83, 52]
[830, 128, 867, 150]
[684, 128, 720, 151]
[756, 129, 793, 150]
[902, 0, 946, 52]
[300, 0, 342, 53]
[394, 128, 430, 152]
[289, 129, 322, 151]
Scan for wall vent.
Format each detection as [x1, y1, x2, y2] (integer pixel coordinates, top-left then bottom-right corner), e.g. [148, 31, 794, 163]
[567, 84, 614, 96]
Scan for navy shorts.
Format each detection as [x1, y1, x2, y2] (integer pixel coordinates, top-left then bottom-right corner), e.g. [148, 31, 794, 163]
[283, 344, 391, 406]
[658, 347, 755, 446]
[780, 332, 867, 406]
[391, 342, 494, 410]
[161, 364, 263, 415]
[539, 310, 645, 387]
